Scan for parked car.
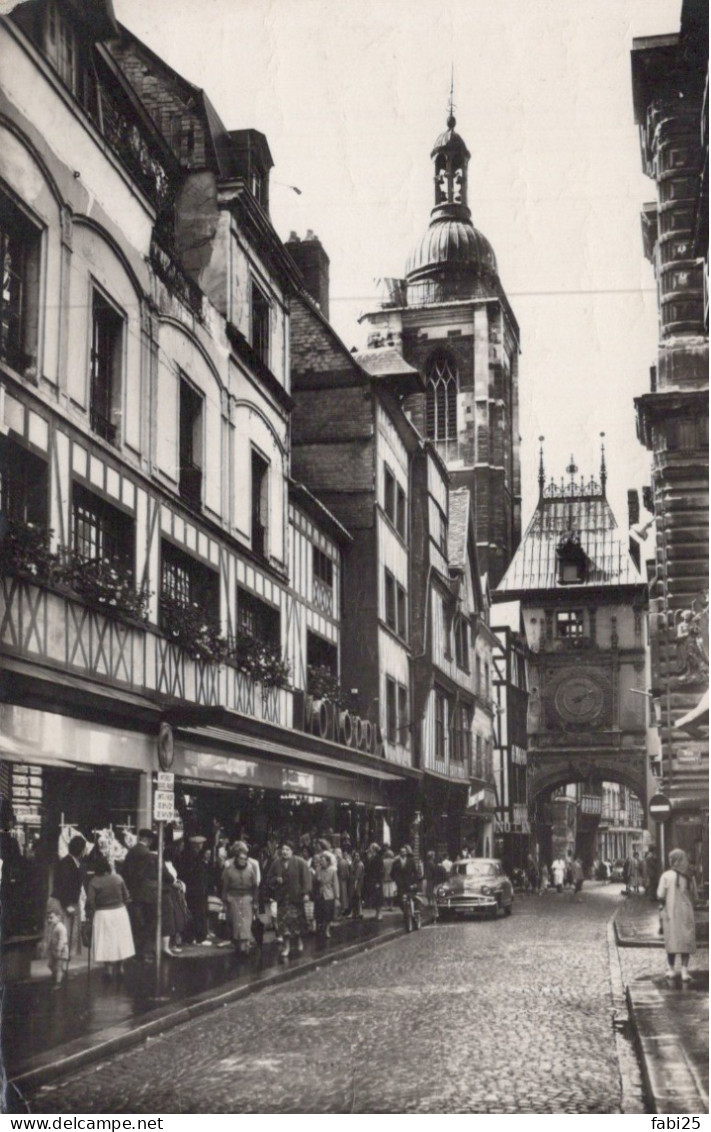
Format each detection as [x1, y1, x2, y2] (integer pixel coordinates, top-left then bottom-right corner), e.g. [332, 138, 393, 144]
[435, 858, 514, 919]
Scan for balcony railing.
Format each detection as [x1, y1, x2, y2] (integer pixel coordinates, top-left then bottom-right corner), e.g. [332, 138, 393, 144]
[90, 405, 117, 445]
[312, 576, 333, 615]
[150, 236, 203, 319]
[252, 522, 266, 558]
[0, 573, 292, 728]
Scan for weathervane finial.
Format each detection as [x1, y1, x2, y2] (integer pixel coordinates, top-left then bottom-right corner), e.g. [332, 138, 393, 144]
[600, 431, 607, 497]
[447, 65, 456, 128]
[538, 436, 545, 498]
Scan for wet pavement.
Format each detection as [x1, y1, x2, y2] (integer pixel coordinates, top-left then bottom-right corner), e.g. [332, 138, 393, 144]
[3, 911, 403, 1084]
[24, 883, 629, 1114]
[615, 889, 709, 948]
[615, 894, 709, 1114]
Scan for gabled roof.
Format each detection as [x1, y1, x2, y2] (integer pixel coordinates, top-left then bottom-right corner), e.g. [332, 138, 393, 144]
[354, 348, 418, 380]
[445, 487, 488, 618]
[496, 470, 642, 597]
[447, 487, 470, 571]
[289, 481, 353, 547]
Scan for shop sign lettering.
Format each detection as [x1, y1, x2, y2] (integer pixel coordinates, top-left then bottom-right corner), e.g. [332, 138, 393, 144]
[302, 696, 384, 756]
[153, 790, 175, 821]
[282, 769, 315, 793]
[188, 753, 259, 780]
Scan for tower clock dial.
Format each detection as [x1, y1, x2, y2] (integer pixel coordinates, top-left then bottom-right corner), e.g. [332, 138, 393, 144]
[554, 675, 605, 723]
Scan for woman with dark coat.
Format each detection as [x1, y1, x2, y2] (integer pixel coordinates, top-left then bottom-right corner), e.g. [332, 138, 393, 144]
[177, 835, 210, 944]
[363, 843, 384, 921]
[349, 851, 365, 919]
[162, 846, 188, 956]
[267, 842, 312, 959]
[313, 851, 338, 937]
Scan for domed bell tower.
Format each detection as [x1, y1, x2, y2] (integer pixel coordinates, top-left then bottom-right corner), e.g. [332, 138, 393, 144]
[361, 97, 522, 587]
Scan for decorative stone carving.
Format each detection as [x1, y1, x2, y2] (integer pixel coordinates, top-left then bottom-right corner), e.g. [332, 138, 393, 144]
[674, 594, 709, 684]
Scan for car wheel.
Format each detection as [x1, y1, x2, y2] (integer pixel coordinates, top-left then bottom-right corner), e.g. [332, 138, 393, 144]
[503, 902, 513, 917]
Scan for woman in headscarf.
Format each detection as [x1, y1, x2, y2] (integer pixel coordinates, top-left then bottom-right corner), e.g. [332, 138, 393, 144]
[657, 848, 697, 982]
[313, 850, 338, 937]
[221, 841, 259, 954]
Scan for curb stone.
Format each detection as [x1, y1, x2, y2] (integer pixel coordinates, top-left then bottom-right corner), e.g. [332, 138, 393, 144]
[607, 917, 647, 1114]
[12, 920, 416, 1098]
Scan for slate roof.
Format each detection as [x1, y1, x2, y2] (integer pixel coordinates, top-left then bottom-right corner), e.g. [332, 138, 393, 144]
[353, 348, 419, 380]
[496, 474, 642, 595]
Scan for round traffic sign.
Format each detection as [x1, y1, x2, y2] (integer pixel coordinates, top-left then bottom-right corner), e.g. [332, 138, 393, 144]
[648, 792, 672, 822]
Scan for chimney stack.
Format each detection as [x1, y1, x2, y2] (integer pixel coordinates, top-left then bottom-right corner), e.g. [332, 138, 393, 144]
[285, 232, 330, 321]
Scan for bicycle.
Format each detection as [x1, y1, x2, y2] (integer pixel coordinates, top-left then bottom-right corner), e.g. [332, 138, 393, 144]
[399, 885, 423, 932]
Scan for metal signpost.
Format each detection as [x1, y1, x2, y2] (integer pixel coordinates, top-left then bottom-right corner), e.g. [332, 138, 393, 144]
[648, 791, 672, 868]
[153, 773, 175, 993]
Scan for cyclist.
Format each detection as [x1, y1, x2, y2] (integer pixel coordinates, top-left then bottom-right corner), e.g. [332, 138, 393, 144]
[391, 845, 421, 926]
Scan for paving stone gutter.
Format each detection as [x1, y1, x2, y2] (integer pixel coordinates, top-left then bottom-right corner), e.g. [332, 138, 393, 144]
[613, 897, 709, 1116]
[6, 917, 416, 1099]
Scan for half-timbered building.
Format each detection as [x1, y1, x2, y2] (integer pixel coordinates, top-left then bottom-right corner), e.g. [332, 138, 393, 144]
[0, 0, 406, 957]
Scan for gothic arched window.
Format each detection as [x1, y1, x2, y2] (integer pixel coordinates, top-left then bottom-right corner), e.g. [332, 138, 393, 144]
[426, 351, 458, 441]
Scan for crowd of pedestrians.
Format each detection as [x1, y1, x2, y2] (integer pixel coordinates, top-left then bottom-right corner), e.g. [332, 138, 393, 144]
[41, 830, 701, 988]
[41, 828, 438, 978]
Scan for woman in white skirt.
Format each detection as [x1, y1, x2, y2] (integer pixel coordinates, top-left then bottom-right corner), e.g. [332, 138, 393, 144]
[86, 855, 135, 977]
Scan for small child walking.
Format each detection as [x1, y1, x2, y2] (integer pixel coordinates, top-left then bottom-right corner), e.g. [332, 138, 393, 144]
[46, 908, 69, 988]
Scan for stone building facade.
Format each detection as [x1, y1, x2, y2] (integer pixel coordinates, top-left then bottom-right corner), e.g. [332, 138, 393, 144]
[360, 112, 521, 589]
[630, 0, 709, 876]
[495, 455, 649, 861]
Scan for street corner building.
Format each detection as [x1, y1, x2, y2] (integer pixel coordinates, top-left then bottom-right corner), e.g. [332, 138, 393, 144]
[630, 0, 709, 876]
[0, 0, 515, 988]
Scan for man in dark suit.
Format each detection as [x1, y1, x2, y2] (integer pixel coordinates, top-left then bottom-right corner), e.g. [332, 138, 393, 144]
[50, 834, 86, 957]
[121, 828, 158, 960]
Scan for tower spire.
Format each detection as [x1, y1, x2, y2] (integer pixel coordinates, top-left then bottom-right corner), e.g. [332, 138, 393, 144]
[538, 436, 546, 498]
[600, 432, 607, 498]
[448, 65, 456, 128]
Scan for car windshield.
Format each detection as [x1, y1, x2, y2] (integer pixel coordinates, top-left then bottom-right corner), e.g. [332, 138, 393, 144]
[453, 861, 497, 877]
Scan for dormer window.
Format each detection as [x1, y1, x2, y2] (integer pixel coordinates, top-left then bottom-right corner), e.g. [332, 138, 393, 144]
[556, 537, 588, 585]
[251, 170, 265, 208]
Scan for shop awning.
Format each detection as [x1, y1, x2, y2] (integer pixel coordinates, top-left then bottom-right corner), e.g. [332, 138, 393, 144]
[668, 791, 709, 813]
[185, 725, 407, 783]
[423, 768, 470, 788]
[675, 690, 709, 737]
[0, 732, 76, 769]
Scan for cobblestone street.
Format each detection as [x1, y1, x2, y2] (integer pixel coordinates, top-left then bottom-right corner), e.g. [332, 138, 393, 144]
[29, 883, 632, 1114]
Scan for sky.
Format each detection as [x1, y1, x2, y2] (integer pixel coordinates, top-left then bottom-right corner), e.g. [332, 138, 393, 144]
[117, 0, 683, 530]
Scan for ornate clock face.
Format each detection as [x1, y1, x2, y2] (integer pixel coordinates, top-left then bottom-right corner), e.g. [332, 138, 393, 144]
[554, 675, 605, 723]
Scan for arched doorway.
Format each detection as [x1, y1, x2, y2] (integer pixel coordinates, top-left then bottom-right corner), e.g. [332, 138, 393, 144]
[530, 769, 646, 877]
